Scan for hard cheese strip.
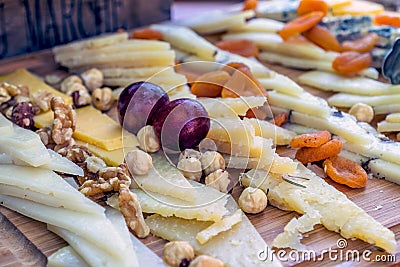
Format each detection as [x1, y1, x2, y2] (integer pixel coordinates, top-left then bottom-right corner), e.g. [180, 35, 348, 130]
[48, 246, 89, 267]
[241, 165, 396, 253]
[332, 0, 384, 16]
[268, 91, 331, 118]
[299, 71, 398, 96]
[207, 117, 255, 145]
[377, 121, 400, 132]
[101, 66, 174, 78]
[0, 194, 126, 257]
[197, 96, 267, 118]
[103, 73, 187, 89]
[132, 153, 196, 203]
[328, 93, 400, 107]
[245, 118, 296, 146]
[0, 164, 103, 215]
[386, 113, 400, 123]
[228, 17, 284, 33]
[0, 113, 12, 135]
[257, 71, 304, 96]
[214, 136, 275, 160]
[145, 197, 282, 267]
[374, 104, 400, 115]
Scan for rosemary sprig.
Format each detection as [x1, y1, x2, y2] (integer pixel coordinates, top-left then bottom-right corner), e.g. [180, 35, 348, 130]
[285, 174, 310, 180]
[281, 174, 307, 188]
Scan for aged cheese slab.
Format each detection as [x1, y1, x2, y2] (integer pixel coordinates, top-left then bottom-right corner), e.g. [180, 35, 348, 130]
[207, 117, 255, 145]
[245, 118, 296, 145]
[47, 246, 89, 267]
[328, 92, 400, 107]
[386, 113, 400, 123]
[377, 121, 400, 132]
[228, 17, 284, 33]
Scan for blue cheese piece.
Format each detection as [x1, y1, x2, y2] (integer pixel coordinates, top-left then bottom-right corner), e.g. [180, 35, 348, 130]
[319, 15, 372, 35]
[369, 26, 400, 48]
[256, 0, 299, 22]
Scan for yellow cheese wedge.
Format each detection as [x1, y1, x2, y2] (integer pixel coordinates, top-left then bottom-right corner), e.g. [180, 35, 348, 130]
[377, 121, 400, 132]
[244, 118, 296, 146]
[196, 209, 242, 245]
[207, 117, 255, 146]
[228, 18, 284, 33]
[385, 113, 400, 123]
[333, 0, 384, 16]
[214, 136, 274, 158]
[326, 0, 352, 8]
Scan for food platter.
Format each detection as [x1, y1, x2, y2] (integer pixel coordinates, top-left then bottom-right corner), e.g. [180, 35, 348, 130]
[0, 44, 399, 266]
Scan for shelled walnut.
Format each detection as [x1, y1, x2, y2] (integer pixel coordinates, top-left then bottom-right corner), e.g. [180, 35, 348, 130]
[11, 102, 34, 129]
[31, 90, 54, 112]
[51, 96, 76, 145]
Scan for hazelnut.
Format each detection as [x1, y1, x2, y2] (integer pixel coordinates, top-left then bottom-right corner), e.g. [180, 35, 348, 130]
[238, 187, 268, 214]
[92, 87, 114, 111]
[71, 88, 91, 108]
[163, 241, 195, 267]
[81, 68, 103, 92]
[200, 151, 225, 176]
[85, 156, 106, 173]
[125, 149, 153, 175]
[348, 103, 374, 123]
[11, 102, 34, 129]
[198, 138, 217, 153]
[179, 149, 202, 162]
[177, 157, 202, 181]
[189, 255, 223, 267]
[60, 75, 82, 93]
[205, 169, 232, 193]
[65, 82, 87, 97]
[137, 125, 160, 153]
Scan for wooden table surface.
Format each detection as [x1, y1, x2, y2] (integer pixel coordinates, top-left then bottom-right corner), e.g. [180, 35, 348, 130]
[0, 48, 399, 267]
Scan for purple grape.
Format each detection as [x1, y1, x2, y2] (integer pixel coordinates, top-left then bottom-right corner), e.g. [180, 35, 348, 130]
[118, 82, 169, 134]
[152, 98, 210, 152]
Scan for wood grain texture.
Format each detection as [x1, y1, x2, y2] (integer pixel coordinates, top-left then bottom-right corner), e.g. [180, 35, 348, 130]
[0, 50, 399, 267]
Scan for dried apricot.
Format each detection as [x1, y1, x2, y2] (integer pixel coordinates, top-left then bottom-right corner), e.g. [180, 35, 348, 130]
[332, 51, 371, 76]
[132, 28, 163, 40]
[290, 130, 331, 148]
[323, 156, 367, 188]
[295, 139, 342, 164]
[279, 11, 325, 41]
[374, 14, 400, 28]
[303, 25, 342, 52]
[190, 71, 231, 97]
[341, 33, 379, 53]
[243, 0, 258, 10]
[297, 0, 329, 16]
[268, 112, 288, 127]
[216, 39, 259, 57]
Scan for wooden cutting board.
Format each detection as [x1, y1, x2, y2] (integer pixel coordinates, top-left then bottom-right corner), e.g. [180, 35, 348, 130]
[0, 50, 399, 267]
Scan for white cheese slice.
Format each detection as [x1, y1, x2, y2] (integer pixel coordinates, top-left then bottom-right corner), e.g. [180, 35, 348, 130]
[241, 165, 396, 253]
[0, 124, 44, 148]
[228, 17, 284, 33]
[196, 209, 243, 244]
[328, 93, 400, 107]
[0, 165, 104, 215]
[290, 110, 375, 145]
[198, 96, 267, 118]
[258, 71, 304, 96]
[268, 91, 331, 118]
[151, 24, 218, 61]
[145, 197, 282, 267]
[223, 32, 327, 59]
[101, 66, 173, 78]
[385, 113, 400, 123]
[0, 113, 12, 136]
[130, 185, 229, 222]
[282, 123, 318, 135]
[245, 118, 296, 145]
[0, 149, 83, 176]
[47, 246, 89, 267]
[132, 153, 196, 203]
[299, 71, 396, 96]
[215, 136, 274, 160]
[377, 121, 400, 132]
[0, 194, 126, 257]
[374, 104, 400, 115]
[207, 117, 255, 145]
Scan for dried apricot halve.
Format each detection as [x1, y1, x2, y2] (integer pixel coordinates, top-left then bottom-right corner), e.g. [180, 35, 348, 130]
[332, 51, 372, 76]
[341, 33, 379, 53]
[374, 14, 400, 28]
[132, 27, 163, 40]
[297, 0, 329, 16]
[323, 156, 367, 188]
[268, 112, 288, 127]
[216, 39, 259, 57]
[290, 130, 331, 148]
[303, 25, 342, 52]
[295, 139, 342, 164]
[279, 11, 325, 41]
[190, 71, 231, 97]
[243, 0, 258, 11]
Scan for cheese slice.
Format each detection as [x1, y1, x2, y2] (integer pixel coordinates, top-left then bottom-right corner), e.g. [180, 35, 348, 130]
[0, 194, 126, 256]
[228, 18, 284, 33]
[385, 113, 400, 123]
[241, 165, 396, 253]
[207, 117, 255, 145]
[197, 96, 266, 118]
[258, 71, 304, 96]
[151, 24, 218, 61]
[268, 91, 331, 118]
[374, 104, 400, 115]
[299, 71, 397, 96]
[101, 66, 174, 79]
[245, 118, 296, 146]
[196, 209, 243, 245]
[328, 93, 400, 107]
[0, 124, 44, 148]
[103, 73, 187, 89]
[214, 136, 274, 159]
[0, 165, 104, 215]
[48, 246, 89, 267]
[130, 185, 229, 222]
[132, 153, 196, 203]
[0, 68, 71, 105]
[377, 121, 400, 132]
[332, 0, 384, 16]
[145, 197, 282, 267]
[223, 32, 327, 60]
[0, 113, 12, 135]
[290, 110, 375, 145]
